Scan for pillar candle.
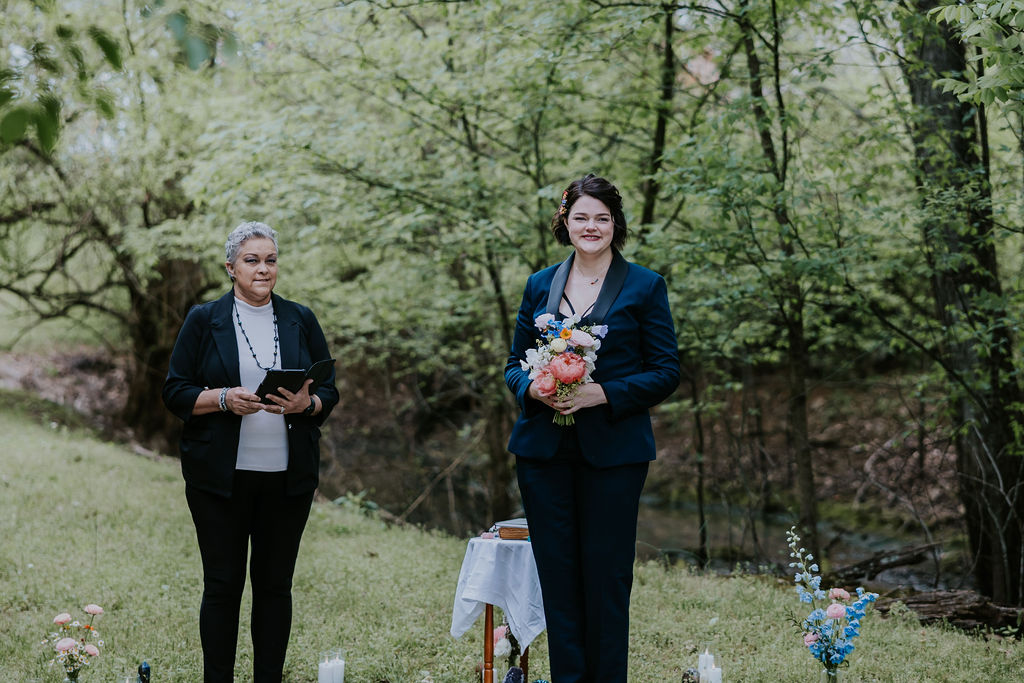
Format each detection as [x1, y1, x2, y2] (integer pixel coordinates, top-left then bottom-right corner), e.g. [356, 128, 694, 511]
[698, 649, 714, 671]
[706, 664, 722, 683]
[334, 658, 345, 683]
[318, 657, 334, 683]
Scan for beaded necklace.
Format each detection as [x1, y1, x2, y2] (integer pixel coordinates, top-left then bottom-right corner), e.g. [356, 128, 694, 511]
[233, 300, 279, 371]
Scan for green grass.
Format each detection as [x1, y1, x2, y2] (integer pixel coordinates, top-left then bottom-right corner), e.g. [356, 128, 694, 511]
[1, 402, 1022, 682]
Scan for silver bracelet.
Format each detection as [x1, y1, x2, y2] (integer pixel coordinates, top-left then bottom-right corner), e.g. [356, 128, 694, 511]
[219, 387, 229, 412]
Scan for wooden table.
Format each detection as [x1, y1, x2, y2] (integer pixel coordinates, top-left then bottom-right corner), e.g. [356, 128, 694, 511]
[451, 537, 546, 682]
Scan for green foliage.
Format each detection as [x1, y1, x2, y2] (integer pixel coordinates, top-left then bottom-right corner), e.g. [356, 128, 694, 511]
[0, 1, 124, 152]
[932, 1, 1024, 109]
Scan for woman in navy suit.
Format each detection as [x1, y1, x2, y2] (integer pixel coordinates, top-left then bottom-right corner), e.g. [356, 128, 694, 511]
[505, 175, 679, 682]
[163, 221, 339, 682]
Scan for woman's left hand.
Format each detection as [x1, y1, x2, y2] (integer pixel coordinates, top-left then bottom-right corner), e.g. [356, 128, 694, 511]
[263, 379, 314, 415]
[551, 383, 607, 416]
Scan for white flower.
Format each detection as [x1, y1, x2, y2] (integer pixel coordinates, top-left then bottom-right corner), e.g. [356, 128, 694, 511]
[494, 637, 512, 658]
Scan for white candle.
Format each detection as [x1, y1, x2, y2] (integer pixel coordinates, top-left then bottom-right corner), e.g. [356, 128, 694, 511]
[318, 657, 334, 683]
[331, 657, 345, 683]
[706, 664, 722, 683]
[698, 648, 714, 671]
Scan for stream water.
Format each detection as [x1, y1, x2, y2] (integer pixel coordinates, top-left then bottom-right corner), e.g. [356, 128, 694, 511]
[634, 498, 971, 593]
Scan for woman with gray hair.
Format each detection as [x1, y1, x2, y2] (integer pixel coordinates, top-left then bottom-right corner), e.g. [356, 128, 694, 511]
[163, 221, 339, 682]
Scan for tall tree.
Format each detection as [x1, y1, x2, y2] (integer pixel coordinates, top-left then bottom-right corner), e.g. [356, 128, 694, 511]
[898, 0, 1024, 605]
[0, 1, 235, 450]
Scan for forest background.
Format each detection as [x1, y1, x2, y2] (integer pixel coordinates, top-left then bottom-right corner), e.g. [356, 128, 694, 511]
[4, 0, 1024, 616]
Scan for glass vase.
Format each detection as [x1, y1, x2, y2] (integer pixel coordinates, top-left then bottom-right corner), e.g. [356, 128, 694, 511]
[819, 669, 841, 683]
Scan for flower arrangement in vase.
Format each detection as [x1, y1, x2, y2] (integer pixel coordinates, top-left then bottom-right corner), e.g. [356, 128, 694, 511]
[43, 604, 104, 681]
[788, 528, 877, 680]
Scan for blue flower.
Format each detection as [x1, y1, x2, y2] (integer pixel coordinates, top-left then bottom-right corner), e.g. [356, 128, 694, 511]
[787, 526, 878, 674]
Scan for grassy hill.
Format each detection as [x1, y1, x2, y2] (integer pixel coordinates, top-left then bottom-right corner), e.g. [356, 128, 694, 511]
[0, 395, 1021, 682]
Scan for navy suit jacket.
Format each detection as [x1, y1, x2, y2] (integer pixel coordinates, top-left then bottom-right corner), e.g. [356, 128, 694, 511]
[162, 290, 340, 497]
[505, 250, 679, 467]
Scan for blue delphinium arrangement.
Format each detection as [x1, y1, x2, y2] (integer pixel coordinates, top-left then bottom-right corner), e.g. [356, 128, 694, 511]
[788, 527, 878, 679]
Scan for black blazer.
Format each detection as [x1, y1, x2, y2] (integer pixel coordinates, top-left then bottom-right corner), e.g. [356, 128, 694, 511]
[162, 290, 340, 496]
[504, 250, 680, 467]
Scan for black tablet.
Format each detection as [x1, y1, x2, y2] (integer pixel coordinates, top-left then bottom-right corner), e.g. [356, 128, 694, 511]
[255, 358, 335, 404]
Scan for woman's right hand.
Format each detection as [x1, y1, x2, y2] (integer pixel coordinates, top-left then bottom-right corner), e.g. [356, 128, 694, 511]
[224, 387, 266, 415]
[527, 380, 557, 409]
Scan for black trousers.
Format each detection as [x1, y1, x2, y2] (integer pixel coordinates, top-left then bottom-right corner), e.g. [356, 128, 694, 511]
[516, 430, 649, 683]
[186, 470, 314, 683]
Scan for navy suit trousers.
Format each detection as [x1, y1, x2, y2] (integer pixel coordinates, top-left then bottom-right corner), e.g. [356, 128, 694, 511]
[516, 431, 649, 683]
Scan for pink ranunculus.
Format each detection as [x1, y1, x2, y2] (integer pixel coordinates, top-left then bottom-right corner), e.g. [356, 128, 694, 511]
[83, 604, 103, 615]
[493, 625, 509, 644]
[53, 613, 72, 625]
[569, 329, 596, 347]
[547, 353, 586, 384]
[803, 632, 819, 646]
[825, 602, 847, 619]
[480, 532, 495, 539]
[84, 644, 100, 656]
[533, 370, 557, 397]
[534, 313, 555, 331]
[828, 587, 851, 601]
[55, 637, 78, 652]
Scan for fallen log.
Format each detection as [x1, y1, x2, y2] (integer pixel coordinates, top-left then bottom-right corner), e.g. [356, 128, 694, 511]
[875, 590, 1023, 632]
[827, 542, 941, 584]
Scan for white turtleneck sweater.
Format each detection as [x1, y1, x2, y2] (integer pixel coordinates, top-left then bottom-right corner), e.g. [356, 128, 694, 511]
[232, 297, 288, 472]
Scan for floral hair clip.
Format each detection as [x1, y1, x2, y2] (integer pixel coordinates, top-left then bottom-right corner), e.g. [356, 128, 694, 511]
[559, 190, 568, 215]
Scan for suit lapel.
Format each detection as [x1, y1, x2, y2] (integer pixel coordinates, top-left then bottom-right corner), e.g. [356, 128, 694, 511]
[210, 291, 241, 385]
[546, 249, 628, 324]
[587, 249, 628, 325]
[545, 252, 574, 316]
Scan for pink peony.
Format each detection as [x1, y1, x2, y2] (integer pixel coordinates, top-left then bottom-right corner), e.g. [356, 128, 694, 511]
[55, 637, 77, 652]
[568, 329, 596, 347]
[480, 532, 495, 539]
[83, 604, 103, 615]
[803, 632, 819, 646]
[547, 353, 586, 384]
[533, 370, 557, 397]
[84, 644, 100, 657]
[828, 587, 851, 601]
[534, 314, 555, 331]
[53, 613, 72, 625]
[493, 625, 509, 644]
[825, 602, 847, 619]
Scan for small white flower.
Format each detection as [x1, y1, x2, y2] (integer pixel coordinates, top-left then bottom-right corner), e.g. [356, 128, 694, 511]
[494, 637, 512, 658]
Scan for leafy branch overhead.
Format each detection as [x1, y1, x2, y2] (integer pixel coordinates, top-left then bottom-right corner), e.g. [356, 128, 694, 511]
[1, 4, 123, 153]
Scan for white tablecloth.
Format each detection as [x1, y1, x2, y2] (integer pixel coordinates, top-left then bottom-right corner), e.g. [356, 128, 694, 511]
[450, 537, 546, 650]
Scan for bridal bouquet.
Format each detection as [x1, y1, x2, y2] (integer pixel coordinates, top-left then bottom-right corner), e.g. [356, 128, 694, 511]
[44, 604, 104, 681]
[521, 313, 607, 426]
[787, 528, 877, 679]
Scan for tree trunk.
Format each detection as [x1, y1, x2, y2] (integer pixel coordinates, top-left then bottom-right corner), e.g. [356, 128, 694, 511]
[485, 400, 514, 524]
[737, 0, 820, 563]
[902, 1, 1024, 605]
[689, 363, 709, 566]
[639, 4, 675, 231]
[122, 258, 207, 453]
